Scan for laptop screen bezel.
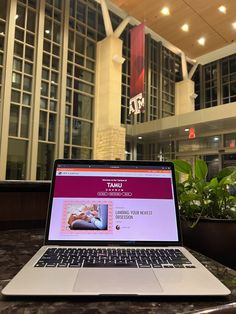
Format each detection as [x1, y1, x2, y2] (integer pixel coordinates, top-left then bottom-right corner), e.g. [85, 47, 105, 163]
[44, 159, 183, 246]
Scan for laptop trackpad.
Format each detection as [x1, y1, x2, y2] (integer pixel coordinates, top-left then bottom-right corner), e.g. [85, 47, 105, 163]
[73, 268, 162, 295]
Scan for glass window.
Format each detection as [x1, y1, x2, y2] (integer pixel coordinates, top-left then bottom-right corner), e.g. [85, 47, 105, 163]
[50, 100, 56, 111]
[77, 2, 86, 22]
[75, 34, 85, 54]
[41, 82, 49, 96]
[16, 5, 26, 28]
[52, 56, 59, 70]
[12, 72, 22, 89]
[72, 147, 91, 159]
[24, 62, 33, 74]
[86, 40, 95, 59]
[65, 117, 70, 144]
[6, 139, 28, 180]
[25, 46, 34, 61]
[11, 90, 21, 103]
[27, 9, 36, 32]
[36, 143, 54, 180]
[0, 0, 7, 20]
[39, 111, 47, 140]
[15, 28, 24, 41]
[73, 93, 92, 119]
[21, 107, 30, 137]
[44, 18, 52, 40]
[9, 105, 19, 136]
[23, 93, 31, 106]
[23, 76, 32, 91]
[26, 32, 34, 45]
[53, 22, 61, 44]
[44, 39, 51, 52]
[40, 97, 48, 109]
[42, 68, 49, 80]
[48, 113, 56, 141]
[14, 42, 23, 57]
[13, 58, 22, 71]
[72, 119, 91, 146]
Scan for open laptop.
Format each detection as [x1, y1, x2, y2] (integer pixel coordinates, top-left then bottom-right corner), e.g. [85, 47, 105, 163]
[2, 159, 230, 296]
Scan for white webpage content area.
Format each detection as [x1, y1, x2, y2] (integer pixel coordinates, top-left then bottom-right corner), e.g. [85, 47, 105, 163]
[48, 166, 179, 242]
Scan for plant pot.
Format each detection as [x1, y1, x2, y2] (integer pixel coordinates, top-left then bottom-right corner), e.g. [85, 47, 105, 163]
[181, 218, 236, 270]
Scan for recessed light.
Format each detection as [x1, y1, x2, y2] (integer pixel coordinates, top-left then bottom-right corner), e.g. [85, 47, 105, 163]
[218, 5, 226, 14]
[232, 22, 236, 29]
[181, 24, 189, 32]
[161, 7, 170, 16]
[197, 37, 205, 46]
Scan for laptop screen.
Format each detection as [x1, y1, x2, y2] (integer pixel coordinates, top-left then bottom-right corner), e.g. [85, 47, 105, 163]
[47, 160, 180, 244]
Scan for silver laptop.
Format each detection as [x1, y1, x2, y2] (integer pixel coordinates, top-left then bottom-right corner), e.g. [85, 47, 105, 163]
[2, 159, 230, 296]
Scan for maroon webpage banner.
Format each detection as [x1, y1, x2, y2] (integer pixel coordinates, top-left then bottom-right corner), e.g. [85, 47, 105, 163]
[129, 23, 145, 115]
[54, 176, 173, 199]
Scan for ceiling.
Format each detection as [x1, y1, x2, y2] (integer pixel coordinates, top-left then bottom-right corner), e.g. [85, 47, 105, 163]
[110, 0, 236, 59]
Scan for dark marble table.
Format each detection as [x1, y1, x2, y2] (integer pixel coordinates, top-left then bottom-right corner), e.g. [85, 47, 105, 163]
[0, 229, 236, 313]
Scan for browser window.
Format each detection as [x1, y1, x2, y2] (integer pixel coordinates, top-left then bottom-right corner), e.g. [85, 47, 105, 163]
[48, 164, 179, 242]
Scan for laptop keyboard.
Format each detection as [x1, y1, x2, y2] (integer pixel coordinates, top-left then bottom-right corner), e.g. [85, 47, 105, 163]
[34, 248, 195, 269]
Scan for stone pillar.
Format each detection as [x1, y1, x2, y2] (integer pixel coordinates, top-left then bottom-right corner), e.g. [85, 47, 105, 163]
[94, 35, 125, 160]
[175, 79, 195, 115]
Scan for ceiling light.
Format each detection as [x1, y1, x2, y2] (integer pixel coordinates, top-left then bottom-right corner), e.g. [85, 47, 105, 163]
[161, 7, 170, 16]
[181, 24, 189, 32]
[45, 29, 50, 34]
[197, 37, 205, 46]
[218, 5, 226, 13]
[184, 128, 189, 132]
[214, 137, 219, 141]
[232, 22, 236, 29]
[138, 136, 142, 140]
[15, 14, 19, 19]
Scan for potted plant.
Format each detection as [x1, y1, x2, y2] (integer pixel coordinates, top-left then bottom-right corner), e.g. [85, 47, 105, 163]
[173, 159, 236, 270]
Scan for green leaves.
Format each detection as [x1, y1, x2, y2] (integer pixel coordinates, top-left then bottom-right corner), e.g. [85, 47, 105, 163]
[172, 159, 192, 175]
[173, 158, 236, 224]
[195, 159, 208, 180]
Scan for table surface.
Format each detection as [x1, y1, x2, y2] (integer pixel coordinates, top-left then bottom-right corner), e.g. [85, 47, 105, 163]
[0, 228, 236, 314]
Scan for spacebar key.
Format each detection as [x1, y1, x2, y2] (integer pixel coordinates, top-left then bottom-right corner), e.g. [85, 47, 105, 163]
[83, 261, 137, 268]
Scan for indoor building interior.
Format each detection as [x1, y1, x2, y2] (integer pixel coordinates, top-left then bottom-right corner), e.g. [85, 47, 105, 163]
[0, 0, 236, 181]
[0, 0, 236, 311]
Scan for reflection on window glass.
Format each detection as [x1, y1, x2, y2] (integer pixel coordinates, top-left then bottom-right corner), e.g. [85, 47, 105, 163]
[9, 105, 19, 136]
[25, 62, 33, 75]
[0, 0, 7, 20]
[36, 142, 54, 180]
[25, 46, 34, 61]
[48, 113, 56, 141]
[65, 117, 70, 144]
[14, 42, 23, 57]
[27, 9, 36, 32]
[23, 76, 32, 91]
[41, 82, 48, 96]
[72, 119, 91, 146]
[72, 147, 91, 159]
[6, 139, 28, 180]
[23, 93, 31, 106]
[39, 111, 47, 140]
[12, 72, 21, 89]
[13, 58, 22, 71]
[40, 97, 47, 109]
[21, 107, 30, 137]
[16, 5, 25, 28]
[11, 90, 21, 103]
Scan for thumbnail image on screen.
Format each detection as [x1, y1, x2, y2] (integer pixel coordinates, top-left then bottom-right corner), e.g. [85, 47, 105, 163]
[67, 203, 108, 230]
